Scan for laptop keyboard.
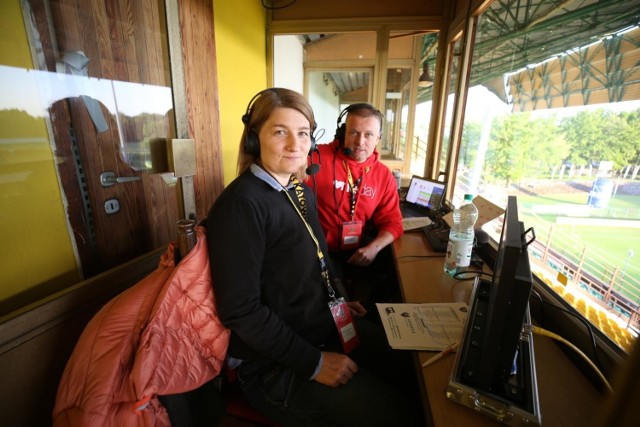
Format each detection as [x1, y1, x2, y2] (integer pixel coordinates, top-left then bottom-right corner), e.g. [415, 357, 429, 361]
[422, 226, 449, 252]
[400, 202, 429, 218]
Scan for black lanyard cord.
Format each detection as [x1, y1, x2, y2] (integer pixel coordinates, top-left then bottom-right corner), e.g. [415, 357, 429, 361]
[285, 176, 336, 300]
[343, 161, 369, 221]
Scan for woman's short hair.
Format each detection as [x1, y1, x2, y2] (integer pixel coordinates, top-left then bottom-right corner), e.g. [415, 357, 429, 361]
[237, 88, 315, 178]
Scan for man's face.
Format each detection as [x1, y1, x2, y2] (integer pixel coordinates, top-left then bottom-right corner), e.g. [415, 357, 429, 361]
[343, 114, 381, 163]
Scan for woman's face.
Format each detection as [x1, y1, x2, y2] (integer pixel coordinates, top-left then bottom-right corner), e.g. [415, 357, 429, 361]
[258, 107, 312, 185]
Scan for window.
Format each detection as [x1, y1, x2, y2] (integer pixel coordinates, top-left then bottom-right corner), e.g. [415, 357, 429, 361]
[273, 29, 437, 177]
[0, 0, 184, 314]
[452, 2, 640, 354]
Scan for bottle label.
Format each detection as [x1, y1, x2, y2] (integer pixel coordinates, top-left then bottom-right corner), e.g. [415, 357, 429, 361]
[444, 234, 473, 271]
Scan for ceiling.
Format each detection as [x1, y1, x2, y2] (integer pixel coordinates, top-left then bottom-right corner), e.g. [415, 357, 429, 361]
[302, 0, 640, 106]
[470, 0, 640, 87]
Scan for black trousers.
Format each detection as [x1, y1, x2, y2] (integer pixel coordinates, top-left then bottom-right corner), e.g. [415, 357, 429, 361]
[237, 317, 424, 427]
[329, 245, 401, 311]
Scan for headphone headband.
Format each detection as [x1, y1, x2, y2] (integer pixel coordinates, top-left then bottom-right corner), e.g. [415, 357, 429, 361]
[334, 103, 383, 145]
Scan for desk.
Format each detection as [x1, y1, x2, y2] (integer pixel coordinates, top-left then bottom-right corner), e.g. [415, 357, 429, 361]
[393, 231, 603, 427]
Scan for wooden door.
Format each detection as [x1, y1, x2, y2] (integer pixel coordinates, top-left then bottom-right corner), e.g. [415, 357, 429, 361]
[27, 0, 180, 276]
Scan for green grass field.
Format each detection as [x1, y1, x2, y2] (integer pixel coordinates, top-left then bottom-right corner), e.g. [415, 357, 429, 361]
[517, 193, 640, 286]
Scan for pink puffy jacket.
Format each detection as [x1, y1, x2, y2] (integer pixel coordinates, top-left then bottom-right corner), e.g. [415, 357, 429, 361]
[53, 226, 230, 427]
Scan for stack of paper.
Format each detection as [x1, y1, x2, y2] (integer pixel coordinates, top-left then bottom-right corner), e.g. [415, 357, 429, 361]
[402, 216, 432, 231]
[376, 302, 468, 351]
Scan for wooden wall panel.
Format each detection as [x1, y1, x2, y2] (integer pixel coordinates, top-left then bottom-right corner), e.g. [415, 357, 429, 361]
[178, 0, 224, 220]
[28, 0, 181, 276]
[0, 250, 162, 427]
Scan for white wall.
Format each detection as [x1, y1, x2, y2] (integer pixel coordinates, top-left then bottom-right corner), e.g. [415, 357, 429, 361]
[273, 35, 304, 92]
[307, 71, 340, 144]
[273, 35, 340, 145]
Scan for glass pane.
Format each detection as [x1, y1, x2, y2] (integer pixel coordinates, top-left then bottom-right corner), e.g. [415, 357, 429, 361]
[275, 31, 439, 179]
[0, 0, 180, 309]
[457, 4, 640, 351]
[307, 69, 372, 144]
[274, 33, 377, 144]
[441, 39, 461, 178]
[382, 66, 412, 162]
[412, 33, 439, 177]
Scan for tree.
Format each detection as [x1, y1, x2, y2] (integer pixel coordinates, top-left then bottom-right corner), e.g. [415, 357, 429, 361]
[459, 121, 482, 170]
[486, 112, 568, 186]
[560, 109, 638, 168]
[620, 109, 640, 166]
[527, 115, 570, 178]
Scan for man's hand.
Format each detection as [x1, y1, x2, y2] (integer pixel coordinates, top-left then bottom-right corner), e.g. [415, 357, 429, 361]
[314, 352, 358, 387]
[347, 244, 379, 266]
[347, 231, 394, 266]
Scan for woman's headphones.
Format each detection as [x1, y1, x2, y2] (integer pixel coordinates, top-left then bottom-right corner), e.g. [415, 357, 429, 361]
[242, 88, 317, 156]
[334, 103, 384, 146]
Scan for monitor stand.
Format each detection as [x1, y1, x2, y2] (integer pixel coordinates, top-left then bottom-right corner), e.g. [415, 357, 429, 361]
[446, 278, 541, 426]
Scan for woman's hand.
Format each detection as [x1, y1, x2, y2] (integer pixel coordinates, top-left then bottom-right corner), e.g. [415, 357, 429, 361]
[346, 300, 367, 317]
[314, 352, 358, 387]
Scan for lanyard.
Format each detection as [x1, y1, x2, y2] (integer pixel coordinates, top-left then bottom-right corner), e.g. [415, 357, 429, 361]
[285, 176, 336, 300]
[292, 175, 307, 219]
[342, 161, 369, 220]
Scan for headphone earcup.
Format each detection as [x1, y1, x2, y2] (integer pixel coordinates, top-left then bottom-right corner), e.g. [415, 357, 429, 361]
[335, 123, 346, 146]
[244, 130, 260, 156]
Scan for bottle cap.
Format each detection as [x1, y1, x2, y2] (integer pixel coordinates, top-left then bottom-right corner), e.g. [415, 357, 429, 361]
[464, 194, 473, 201]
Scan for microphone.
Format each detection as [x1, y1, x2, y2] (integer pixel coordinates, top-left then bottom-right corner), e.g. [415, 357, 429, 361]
[306, 163, 320, 175]
[342, 147, 353, 156]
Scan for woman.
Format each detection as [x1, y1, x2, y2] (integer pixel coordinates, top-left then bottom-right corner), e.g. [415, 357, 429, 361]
[206, 88, 421, 426]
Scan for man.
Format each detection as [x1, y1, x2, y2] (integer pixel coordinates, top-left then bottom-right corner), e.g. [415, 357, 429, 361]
[307, 103, 403, 305]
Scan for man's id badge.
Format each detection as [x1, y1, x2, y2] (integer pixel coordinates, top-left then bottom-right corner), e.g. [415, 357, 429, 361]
[340, 220, 362, 250]
[328, 297, 359, 353]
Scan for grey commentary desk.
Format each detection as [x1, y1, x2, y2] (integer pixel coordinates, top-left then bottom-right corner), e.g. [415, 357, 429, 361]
[392, 230, 602, 427]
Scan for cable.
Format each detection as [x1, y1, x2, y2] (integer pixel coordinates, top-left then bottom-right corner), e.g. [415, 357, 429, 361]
[530, 289, 603, 372]
[524, 324, 613, 393]
[261, 0, 297, 10]
[452, 270, 493, 281]
[307, 149, 321, 206]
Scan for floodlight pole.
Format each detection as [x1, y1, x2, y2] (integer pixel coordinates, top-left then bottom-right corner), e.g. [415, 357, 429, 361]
[622, 248, 634, 280]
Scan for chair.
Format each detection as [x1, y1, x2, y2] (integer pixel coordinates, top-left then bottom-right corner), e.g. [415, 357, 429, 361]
[161, 365, 279, 427]
[220, 363, 280, 427]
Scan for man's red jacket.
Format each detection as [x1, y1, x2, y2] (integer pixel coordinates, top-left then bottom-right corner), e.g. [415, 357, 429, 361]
[307, 139, 403, 252]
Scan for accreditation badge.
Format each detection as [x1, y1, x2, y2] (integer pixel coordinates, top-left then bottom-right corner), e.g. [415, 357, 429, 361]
[340, 220, 362, 250]
[328, 297, 360, 353]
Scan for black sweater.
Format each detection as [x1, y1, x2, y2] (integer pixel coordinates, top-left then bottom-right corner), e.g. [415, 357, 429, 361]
[206, 169, 340, 378]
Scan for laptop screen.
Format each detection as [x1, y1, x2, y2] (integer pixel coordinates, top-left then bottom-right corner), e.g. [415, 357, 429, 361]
[405, 176, 446, 211]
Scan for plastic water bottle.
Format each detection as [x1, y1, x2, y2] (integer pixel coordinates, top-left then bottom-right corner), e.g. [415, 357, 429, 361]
[444, 194, 478, 276]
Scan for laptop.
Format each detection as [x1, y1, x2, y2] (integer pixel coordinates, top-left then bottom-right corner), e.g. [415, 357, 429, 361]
[400, 175, 446, 219]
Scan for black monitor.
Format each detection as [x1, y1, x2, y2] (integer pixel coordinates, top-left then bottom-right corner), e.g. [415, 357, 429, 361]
[458, 195, 536, 395]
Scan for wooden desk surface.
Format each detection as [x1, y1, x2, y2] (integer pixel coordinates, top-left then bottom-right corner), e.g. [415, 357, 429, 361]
[393, 231, 603, 427]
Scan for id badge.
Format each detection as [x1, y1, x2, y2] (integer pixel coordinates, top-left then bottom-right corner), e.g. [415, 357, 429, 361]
[340, 220, 362, 250]
[328, 297, 360, 353]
